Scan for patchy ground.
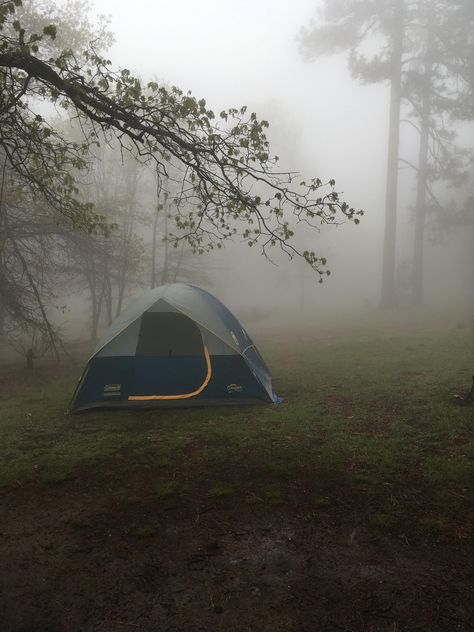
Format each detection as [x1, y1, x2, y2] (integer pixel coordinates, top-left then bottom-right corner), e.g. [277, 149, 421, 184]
[1, 455, 473, 632]
[0, 319, 473, 631]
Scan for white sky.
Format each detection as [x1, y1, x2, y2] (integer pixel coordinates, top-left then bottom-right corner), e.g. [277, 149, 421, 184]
[43, 0, 470, 319]
[91, 1, 390, 203]
[92, 0, 388, 184]
[86, 0, 392, 305]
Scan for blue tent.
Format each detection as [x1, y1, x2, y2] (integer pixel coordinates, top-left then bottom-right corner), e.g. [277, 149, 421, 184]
[69, 284, 280, 412]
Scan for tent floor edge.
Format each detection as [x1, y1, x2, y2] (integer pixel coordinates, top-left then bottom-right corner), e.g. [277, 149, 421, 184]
[69, 396, 272, 414]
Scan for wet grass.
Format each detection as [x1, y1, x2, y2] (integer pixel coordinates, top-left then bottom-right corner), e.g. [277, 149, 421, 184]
[0, 318, 472, 537]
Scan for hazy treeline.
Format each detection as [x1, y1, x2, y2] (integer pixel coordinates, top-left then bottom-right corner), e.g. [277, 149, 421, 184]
[0, 0, 472, 365]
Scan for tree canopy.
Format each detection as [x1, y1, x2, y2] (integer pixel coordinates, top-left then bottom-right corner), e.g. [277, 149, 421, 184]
[0, 0, 362, 278]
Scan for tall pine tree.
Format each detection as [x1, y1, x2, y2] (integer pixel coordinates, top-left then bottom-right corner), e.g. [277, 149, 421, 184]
[299, 0, 473, 306]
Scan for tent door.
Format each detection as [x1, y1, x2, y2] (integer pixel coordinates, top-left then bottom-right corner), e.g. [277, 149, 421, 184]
[129, 312, 211, 400]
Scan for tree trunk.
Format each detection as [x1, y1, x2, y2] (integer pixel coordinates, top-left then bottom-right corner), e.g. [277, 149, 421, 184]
[3, 212, 59, 357]
[151, 170, 162, 289]
[104, 264, 113, 325]
[151, 207, 159, 289]
[172, 240, 186, 282]
[380, 0, 404, 308]
[86, 260, 101, 342]
[0, 302, 5, 339]
[471, 213, 474, 325]
[411, 30, 433, 305]
[115, 274, 125, 318]
[116, 186, 137, 316]
[161, 208, 170, 285]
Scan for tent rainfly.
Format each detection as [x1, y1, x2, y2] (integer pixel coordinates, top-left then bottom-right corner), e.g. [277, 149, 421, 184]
[69, 283, 281, 413]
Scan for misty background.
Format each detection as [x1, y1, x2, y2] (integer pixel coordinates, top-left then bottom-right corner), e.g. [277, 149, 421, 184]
[3, 0, 473, 350]
[86, 0, 473, 318]
[88, 0, 391, 313]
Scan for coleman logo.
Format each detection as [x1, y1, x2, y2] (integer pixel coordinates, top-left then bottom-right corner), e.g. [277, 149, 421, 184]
[227, 383, 243, 394]
[104, 384, 121, 396]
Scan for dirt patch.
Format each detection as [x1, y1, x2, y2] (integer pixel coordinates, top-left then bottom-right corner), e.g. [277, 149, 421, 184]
[0, 463, 472, 632]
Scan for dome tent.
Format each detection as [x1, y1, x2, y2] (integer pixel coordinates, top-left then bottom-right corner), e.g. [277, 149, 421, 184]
[69, 284, 280, 413]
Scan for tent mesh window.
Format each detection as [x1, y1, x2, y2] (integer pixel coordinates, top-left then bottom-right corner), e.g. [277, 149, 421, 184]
[135, 312, 204, 356]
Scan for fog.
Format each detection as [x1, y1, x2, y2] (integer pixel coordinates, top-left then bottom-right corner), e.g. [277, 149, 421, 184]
[93, 0, 392, 316]
[93, 0, 469, 313]
[2, 0, 473, 349]
[2, 5, 473, 625]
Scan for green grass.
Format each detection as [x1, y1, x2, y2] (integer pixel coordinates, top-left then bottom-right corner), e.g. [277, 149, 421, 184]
[134, 525, 159, 538]
[0, 317, 472, 537]
[155, 480, 179, 497]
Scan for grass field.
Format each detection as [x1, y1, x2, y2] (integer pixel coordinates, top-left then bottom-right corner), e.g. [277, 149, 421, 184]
[0, 309, 473, 631]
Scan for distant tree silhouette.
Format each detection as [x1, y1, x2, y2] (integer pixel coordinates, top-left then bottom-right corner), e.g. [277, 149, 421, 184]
[299, 0, 473, 306]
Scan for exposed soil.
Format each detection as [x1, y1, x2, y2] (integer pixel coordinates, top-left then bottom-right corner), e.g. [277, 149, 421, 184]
[0, 461, 472, 632]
